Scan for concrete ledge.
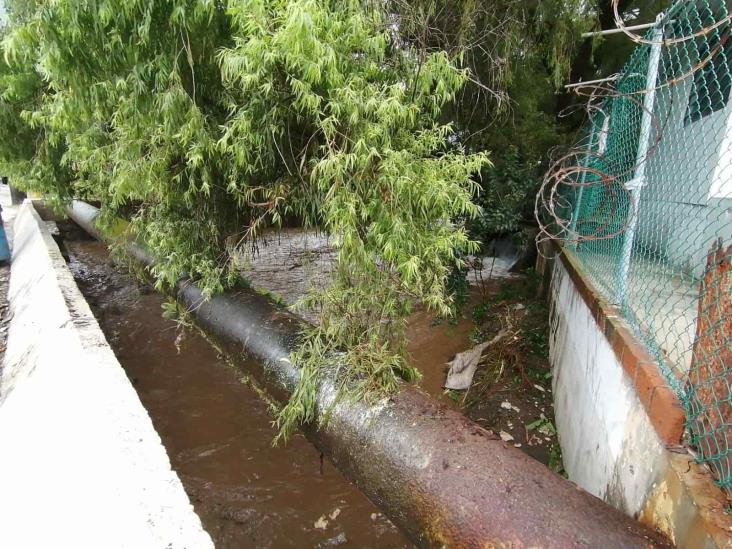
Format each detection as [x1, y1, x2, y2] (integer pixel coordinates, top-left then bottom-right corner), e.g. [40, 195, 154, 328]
[0, 202, 213, 549]
[554, 244, 685, 444]
[549, 246, 732, 547]
[641, 454, 732, 548]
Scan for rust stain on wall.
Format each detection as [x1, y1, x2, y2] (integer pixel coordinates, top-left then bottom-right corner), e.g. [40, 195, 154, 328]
[688, 238, 732, 499]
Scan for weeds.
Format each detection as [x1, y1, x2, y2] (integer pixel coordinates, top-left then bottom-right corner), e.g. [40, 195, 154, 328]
[450, 272, 563, 471]
[549, 443, 566, 477]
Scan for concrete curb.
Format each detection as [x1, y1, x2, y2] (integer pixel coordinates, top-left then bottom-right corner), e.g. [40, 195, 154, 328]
[0, 202, 213, 549]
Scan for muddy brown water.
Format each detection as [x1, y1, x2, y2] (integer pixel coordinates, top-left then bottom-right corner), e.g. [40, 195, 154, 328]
[405, 297, 481, 400]
[63, 237, 410, 549]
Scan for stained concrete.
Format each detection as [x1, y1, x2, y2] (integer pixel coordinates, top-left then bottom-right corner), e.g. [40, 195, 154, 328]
[549, 255, 732, 547]
[0, 201, 213, 549]
[236, 228, 516, 325]
[550, 256, 668, 514]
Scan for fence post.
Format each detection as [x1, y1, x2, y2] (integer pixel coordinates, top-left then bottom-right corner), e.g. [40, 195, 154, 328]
[570, 111, 610, 245]
[569, 118, 597, 242]
[616, 20, 664, 305]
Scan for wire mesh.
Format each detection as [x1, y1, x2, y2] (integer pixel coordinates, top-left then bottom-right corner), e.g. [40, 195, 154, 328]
[541, 0, 732, 494]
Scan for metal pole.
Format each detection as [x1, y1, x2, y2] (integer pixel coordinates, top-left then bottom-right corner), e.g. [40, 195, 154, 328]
[569, 112, 610, 243]
[581, 21, 657, 38]
[564, 74, 620, 89]
[616, 21, 664, 304]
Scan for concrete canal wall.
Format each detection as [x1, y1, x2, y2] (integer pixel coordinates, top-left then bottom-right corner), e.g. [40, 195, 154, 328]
[0, 202, 213, 549]
[548, 247, 732, 548]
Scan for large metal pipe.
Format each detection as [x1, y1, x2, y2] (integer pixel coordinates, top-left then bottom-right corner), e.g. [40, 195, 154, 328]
[67, 200, 672, 548]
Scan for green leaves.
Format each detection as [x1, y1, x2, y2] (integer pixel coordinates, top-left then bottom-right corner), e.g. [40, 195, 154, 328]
[0, 0, 488, 440]
[472, 146, 537, 240]
[218, 0, 488, 439]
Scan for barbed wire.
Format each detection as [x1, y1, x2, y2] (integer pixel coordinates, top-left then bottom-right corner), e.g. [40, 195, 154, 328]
[612, 0, 732, 46]
[535, 0, 732, 252]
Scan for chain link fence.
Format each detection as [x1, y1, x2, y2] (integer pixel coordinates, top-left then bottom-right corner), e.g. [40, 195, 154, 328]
[554, 0, 732, 494]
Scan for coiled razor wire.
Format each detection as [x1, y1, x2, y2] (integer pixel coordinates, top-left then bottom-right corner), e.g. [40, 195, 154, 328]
[536, 0, 732, 499]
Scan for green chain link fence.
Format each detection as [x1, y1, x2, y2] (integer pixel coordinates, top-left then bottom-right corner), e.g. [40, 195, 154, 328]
[562, 0, 732, 494]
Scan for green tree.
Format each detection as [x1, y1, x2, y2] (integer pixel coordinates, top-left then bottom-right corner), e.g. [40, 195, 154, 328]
[0, 2, 72, 200]
[0, 0, 488, 439]
[388, 1, 672, 243]
[217, 0, 488, 438]
[0, 0, 668, 440]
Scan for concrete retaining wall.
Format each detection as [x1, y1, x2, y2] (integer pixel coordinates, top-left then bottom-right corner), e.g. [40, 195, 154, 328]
[550, 255, 668, 513]
[0, 202, 213, 549]
[549, 249, 732, 548]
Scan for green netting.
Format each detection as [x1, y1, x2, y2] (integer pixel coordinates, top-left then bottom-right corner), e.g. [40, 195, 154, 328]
[566, 0, 732, 493]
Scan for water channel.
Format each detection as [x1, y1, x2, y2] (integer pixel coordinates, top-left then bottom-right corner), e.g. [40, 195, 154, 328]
[62, 231, 410, 548]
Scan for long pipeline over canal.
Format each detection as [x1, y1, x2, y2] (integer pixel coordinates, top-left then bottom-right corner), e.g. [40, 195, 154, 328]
[63, 199, 673, 548]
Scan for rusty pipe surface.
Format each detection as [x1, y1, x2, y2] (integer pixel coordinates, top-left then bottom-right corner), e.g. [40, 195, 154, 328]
[66, 200, 672, 548]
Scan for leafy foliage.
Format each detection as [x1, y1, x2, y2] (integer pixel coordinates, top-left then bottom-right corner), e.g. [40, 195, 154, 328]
[385, 1, 595, 250]
[0, 0, 667, 440]
[216, 1, 488, 439]
[0, 0, 487, 439]
[0, 12, 72, 201]
[389, 1, 671, 247]
[471, 147, 538, 240]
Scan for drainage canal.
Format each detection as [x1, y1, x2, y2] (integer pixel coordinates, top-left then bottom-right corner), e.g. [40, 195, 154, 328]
[59, 226, 410, 548]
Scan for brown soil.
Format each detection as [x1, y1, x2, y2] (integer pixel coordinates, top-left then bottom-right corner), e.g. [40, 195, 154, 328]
[406, 275, 563, 471]
[405, 294, 480, 398]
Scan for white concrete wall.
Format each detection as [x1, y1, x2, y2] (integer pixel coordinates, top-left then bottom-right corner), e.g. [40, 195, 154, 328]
[549, 258, 668, 515]
[0, 203, 213, 549]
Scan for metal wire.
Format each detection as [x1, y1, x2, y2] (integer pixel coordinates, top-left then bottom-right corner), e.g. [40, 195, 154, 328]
[538, 0, 732, 496]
